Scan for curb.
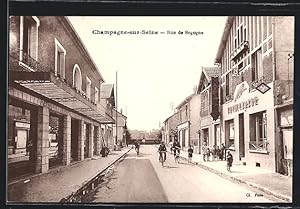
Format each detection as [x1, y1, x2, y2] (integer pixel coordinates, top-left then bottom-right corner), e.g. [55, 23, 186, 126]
[60, 147, 132, 202]
[181, 156, 291, 203]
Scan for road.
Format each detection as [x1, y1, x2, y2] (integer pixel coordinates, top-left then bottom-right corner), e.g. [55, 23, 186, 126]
[86, 145, 281, 203]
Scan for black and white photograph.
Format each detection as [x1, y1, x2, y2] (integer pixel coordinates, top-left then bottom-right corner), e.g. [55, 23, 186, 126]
[6, 15, 294, 204]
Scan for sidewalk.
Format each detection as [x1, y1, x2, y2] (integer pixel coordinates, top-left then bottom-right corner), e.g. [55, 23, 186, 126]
[7, 147, 132, 203]
[178, 149, 292, 202]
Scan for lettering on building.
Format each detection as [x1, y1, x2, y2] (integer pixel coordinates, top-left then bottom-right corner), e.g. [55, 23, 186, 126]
[228, 96, 259, 114]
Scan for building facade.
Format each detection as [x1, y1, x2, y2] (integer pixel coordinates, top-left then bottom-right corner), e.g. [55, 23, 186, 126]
[197, 67, 221, 154]
[8, 16, 115, 180]
[215, 16, 294, 174]
[162, 112, 179, 146]
[176, 95, 193, 150]
[189, 93, 201, 154]
[112, 110, 127, 147]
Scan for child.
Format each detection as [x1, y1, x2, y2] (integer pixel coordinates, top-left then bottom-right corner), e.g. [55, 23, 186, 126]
[188, 145, 193, 164]
[226, 150, 233, 172]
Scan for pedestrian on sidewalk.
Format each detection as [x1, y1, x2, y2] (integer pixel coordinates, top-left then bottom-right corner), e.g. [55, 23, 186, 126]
[188, 145, 193, 164]
[207, 148, 211, 161]
[226, 150, 233, 172]
[212, 145, 217, 161]
[220, 143, 225, 161]
[216, 146, 221, 161]
[202, 142, 208, 162]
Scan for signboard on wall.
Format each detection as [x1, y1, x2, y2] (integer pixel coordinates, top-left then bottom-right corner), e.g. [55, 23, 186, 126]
[210, 77, 219, 120]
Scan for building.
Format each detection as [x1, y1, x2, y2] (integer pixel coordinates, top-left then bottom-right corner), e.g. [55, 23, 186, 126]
[196, 67, 221, 153]
[8, 16, 115, 180]
[162, 112, 179, 146]
[176, 94, 193, 150]
[189, 92, 201, 154]
[214, 16, 294, 174]
[112, 109, 127, 147]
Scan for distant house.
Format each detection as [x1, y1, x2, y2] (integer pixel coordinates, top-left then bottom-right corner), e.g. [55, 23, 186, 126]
[112, 110, 127, 146]
[196, 66, 221, 153]
[162, 112, 179, 146]
[100, 83, 116, 149]
[176, 94, 193, 150]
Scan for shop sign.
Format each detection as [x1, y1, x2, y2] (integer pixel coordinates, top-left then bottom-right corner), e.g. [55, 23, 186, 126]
[15, 121, 30, 129]
[228, 96, 259, 114]
[234, 81, 249, 102]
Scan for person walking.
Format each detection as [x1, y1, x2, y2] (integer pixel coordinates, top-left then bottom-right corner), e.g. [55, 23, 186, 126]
[216, 146, 221, 161]
[220, 143, 226, 161]
[212, 145, 217, 161]
[202, 142, 208, 162]
[207, 148, 211, 161]
[187, 145, 193, 164]
[226, 150, 233, 172]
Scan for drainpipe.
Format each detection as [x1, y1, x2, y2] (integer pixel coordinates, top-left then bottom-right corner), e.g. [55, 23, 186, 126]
[272, 17, 279, 173]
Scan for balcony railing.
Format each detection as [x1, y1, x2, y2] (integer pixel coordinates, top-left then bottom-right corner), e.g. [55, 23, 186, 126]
[251, 75, 265, 89]
[249, 140, 268, 152]
[9, 50, 52, 72]
[230, 41, 249, 61]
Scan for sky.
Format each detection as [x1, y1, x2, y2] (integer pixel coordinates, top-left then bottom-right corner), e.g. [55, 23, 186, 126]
[68, 16, 227, 131]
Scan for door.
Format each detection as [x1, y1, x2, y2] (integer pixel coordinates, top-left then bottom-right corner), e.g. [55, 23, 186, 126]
[239, 113, 245, 159]
[282, 128, 293, 176]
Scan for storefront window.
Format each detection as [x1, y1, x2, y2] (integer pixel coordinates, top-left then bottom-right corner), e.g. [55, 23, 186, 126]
[249, 111, 267, 151]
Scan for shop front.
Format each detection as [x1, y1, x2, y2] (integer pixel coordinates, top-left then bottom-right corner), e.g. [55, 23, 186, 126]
[221, 81, 276, 171]
[8, 101, 37, 180]
[178, 122, 189, 149]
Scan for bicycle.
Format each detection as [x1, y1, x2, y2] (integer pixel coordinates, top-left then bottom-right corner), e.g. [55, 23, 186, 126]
[174, 150, 180, 163]
[159, 151, 167, 167]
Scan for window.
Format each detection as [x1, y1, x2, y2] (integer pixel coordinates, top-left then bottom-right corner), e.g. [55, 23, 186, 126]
[20, 16, 40, 68]
[249, 111, 267, 151]
[54, 38, 66, 79]
[86, 76, 91, 100]
[251, 48, 262, 81]
[73, 64, 82, 91]
[201, 90, 209, 116]
[95, 87, 99, 104]
[225, 73, 232, 97]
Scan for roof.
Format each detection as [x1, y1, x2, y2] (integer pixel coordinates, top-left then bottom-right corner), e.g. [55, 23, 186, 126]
[176, 94, 194, 109]
[214, 16, 234, 64]
[100, 84, 114, 99]
[202, 66, 221, 81]
[196, 66, 221, 94]
[63, 17, 105, 82]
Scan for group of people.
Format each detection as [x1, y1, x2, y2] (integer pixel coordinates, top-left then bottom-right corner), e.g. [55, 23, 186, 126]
[202, 142, 233, 172]
[202, 142, 226, 162]
[158, 140, 195, 164]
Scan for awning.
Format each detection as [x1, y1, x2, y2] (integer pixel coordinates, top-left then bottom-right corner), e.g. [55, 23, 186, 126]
[10, 70, 115, 124]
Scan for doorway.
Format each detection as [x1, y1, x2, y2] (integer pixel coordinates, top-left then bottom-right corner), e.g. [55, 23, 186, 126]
[71, 119, 79, 162]
[239, 113, 245, 160]
[282, 128, 293, 176]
